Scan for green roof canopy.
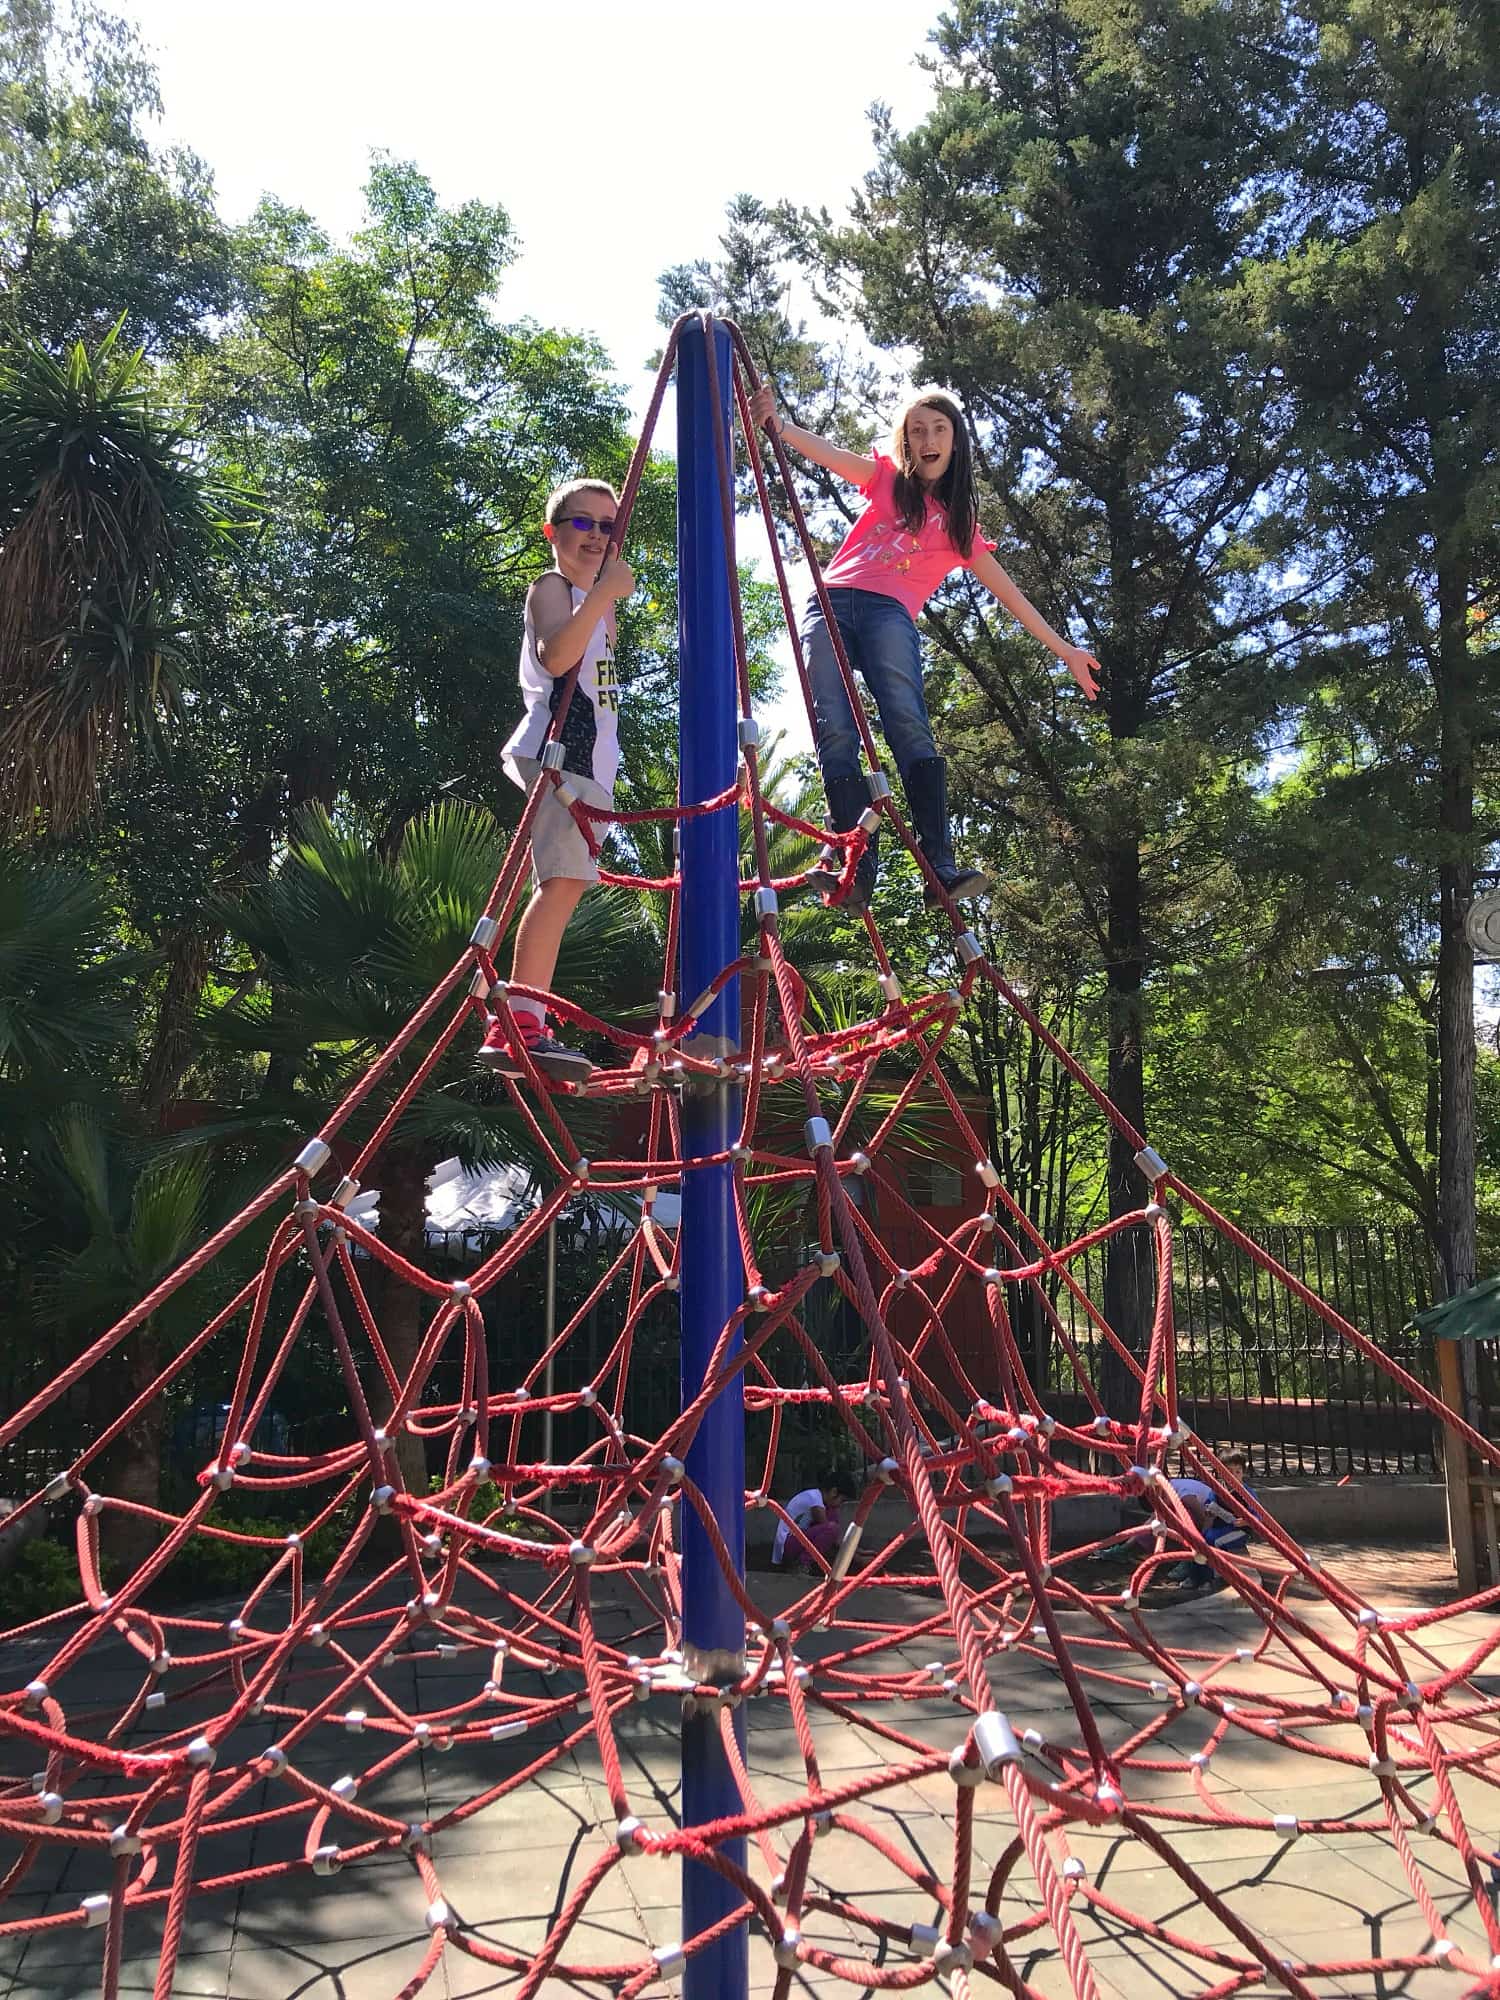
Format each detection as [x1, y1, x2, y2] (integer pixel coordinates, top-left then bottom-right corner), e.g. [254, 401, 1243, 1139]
[1409, 1275, 1500, 1344]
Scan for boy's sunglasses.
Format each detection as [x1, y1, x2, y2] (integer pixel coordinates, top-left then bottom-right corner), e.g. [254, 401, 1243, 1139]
[553, 514, 617, 536]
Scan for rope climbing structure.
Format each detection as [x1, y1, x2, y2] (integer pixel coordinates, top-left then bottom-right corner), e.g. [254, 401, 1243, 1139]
[3, 313, 1500, 2000]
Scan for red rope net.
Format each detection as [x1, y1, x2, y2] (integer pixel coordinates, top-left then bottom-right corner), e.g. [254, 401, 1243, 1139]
[3, 315, 1500, 2000]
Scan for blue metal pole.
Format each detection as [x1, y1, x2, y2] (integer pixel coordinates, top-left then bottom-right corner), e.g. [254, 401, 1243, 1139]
[676, 314, 748, 2000]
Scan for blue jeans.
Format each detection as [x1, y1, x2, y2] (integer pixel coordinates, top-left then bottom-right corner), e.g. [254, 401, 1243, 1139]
[802, 588, 936, 785]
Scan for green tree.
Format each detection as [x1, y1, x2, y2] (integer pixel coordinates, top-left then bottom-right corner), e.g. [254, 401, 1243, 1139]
[690, 0, 1314, 1402]
[0, 847, 241, 1563]
[0, 846, 142, 1315]
[659, 196, 885, 541]
[39, 1115, 211, 1562]
[1246, 0, 1500, 1295]
[109, 159, 680, 1120]
[0, 0, 230, 351]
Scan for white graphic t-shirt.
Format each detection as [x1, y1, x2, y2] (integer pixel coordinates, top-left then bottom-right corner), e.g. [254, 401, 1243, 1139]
[502, 579, 621, 795]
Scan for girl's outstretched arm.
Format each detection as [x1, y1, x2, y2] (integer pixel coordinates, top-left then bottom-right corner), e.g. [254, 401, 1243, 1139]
[749, 384, 876, 488]
[969, 546, 1102, 699]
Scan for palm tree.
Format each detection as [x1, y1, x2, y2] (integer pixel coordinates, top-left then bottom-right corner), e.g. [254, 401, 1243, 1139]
[0, 321, 253, 832]
[213, 800, 659, 1493]
[0, 848, 147, 1390]
[39, 1116, 214, 1568]
[0, 848, 208, 1562]
[0, 846, 144, 1086]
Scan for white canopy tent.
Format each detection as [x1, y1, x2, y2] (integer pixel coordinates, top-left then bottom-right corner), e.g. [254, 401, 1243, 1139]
[420, 1159, 683, 1242]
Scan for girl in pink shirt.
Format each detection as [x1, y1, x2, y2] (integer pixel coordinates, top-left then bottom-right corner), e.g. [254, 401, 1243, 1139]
[750, 384, 1100, 911]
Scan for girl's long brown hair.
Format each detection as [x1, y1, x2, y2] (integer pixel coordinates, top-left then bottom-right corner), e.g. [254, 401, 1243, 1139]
[890, 390, 979, 559]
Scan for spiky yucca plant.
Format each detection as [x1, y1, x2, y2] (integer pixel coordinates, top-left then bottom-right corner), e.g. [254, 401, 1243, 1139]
[0, 320, 253, 831]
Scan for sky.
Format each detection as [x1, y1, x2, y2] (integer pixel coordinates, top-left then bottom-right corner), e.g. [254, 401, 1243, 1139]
[122, 0, 947, 754]
[125, 0, 944, 380]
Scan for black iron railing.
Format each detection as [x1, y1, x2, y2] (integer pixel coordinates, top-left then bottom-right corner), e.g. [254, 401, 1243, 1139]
[872, 1218, 1447, 1478]
[0, 1218, 1461, 1496]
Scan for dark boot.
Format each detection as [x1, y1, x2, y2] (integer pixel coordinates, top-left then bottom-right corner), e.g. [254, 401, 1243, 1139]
[904, 756, 990, 903]
[807, 772, 879, 913]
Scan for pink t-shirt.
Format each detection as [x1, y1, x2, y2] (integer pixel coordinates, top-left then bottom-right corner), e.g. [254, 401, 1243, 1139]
[820, 453, 996, 619]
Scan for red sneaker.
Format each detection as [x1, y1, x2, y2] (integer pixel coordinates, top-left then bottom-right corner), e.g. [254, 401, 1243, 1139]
[478, 1016, 524, 1076]
[478, 1014, 592, 1087]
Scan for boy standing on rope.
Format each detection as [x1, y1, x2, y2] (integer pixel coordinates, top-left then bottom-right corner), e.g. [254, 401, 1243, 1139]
[749, 383, 1100, 912]
[481, 480, 633, 1085]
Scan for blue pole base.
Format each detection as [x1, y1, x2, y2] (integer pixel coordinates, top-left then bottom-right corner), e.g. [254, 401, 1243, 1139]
[675, 313, 749, 2000]
[682, 1701, 749, 1993]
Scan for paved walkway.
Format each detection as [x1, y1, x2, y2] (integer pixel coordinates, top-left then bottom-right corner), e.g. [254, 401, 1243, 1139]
[2, 1536, 1495, 1999]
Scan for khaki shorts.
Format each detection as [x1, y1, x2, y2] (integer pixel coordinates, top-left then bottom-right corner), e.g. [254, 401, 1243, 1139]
[512, 758, 614, 885]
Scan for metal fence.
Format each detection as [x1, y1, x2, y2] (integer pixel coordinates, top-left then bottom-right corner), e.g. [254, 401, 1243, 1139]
[334, 1217, 1460, 1482]
[1058, 1222, 1444, 1478]
[874, 1218, 1448, 1478]
[0, 1218, 1464, 1498]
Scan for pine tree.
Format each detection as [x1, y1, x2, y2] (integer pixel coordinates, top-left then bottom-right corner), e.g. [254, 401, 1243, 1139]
[1248, 0, 1500, 1295]
[797, 0, 1312, 1390]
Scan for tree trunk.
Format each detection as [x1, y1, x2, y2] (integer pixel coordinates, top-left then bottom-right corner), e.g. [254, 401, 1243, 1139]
[140, 927, 211, 1121]
[376, 1148, 434, 1498]
[1047, 1023, 1075, 1336]
[1100, 485, 1152, 1419]
[1434, 551, 1477, 1302]
[105, 1322, 167, 1577]
[1102, 828, 1151, 1417]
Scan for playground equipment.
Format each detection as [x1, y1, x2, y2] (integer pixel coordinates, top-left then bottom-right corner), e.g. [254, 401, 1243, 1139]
[3, 314, 1500, 2000]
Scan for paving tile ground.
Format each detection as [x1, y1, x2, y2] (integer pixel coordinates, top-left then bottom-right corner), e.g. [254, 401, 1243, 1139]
[3, 1535, 1496, 1998]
